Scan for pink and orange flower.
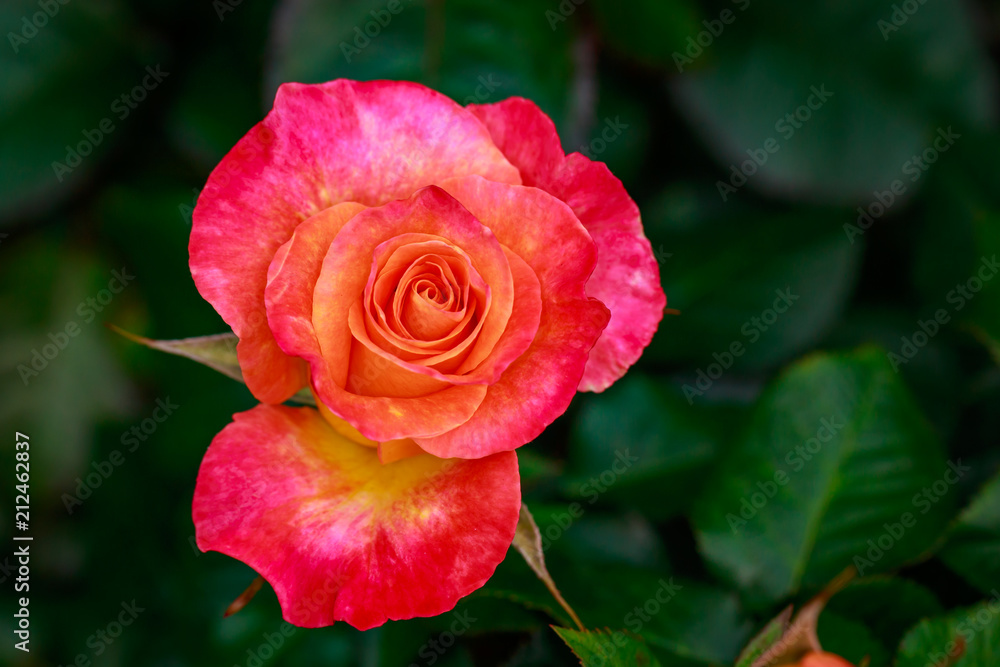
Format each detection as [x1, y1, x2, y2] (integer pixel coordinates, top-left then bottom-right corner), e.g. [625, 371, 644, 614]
[189, 79, 665, 628]
[777, 653, 856, 667]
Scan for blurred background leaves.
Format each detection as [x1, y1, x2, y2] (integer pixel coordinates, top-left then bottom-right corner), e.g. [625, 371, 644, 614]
[1, 0, 999, 665]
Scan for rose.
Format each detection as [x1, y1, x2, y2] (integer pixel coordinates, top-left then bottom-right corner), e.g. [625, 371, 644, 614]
[777, 653, 855, 667]
[190, 79, 665, 459]
[189, 80, 665, 629]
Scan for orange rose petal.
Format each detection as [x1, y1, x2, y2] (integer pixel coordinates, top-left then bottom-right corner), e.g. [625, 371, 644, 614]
[307, 188, 523, 440]
[313, 187, 511, 386]
[397, 263, 468, 340]
[452, 247, 541, 379]
[414, 178, 608, 458]
[265, 202, 368, 363]
[315, 399, 378, 448]
[365, 234, 487, 360]
[801, 652, 856, 667]
[266, 192, 492, 441]
[416, 298, 608, 459]
[345, 314, 455, 398]
[377, 438, 426, 464]
[191, 80, 519, 403]
[347, 246, 540, 389]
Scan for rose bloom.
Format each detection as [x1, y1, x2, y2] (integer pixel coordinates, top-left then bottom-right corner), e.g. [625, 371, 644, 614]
[777, 653, 855, 667]
[189, 80, 665, 629]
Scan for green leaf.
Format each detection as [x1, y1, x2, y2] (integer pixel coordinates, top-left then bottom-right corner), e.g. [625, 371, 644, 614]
[111, 327, 242, 381]
[511, 503, 585, 631]
[825, 577, 944, 652]
[479, 511, 669, 630]
[940, 471, 1000, 595]
[734, 606, 792, 667]
[569, 374, 743, 519]
[476, 549, 573, 627]
[951, 212, 1000, 360]
[669, 0, 995, 204]
[693, 347, 953, 607]
[910, 130, 1000, 360]
[911, 131, 1000, 302]
[896, 601, 1000, 667]
[822, 306, 965, 439]
[816, 611, 890, 667]
[517, 502, 750, 662]
[733, 571, 856, 667]
[553, 628, 662, 667]
[487, 510, 749, 664]
[553, 563, 750, 664]
[549, 513, 669, 571]
[645, 207, 862, 373]
[110, 328, 315, 405]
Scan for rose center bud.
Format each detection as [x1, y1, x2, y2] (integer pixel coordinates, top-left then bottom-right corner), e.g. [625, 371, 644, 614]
[362, 235, 491, 374]
[399, 259, 466, 340]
